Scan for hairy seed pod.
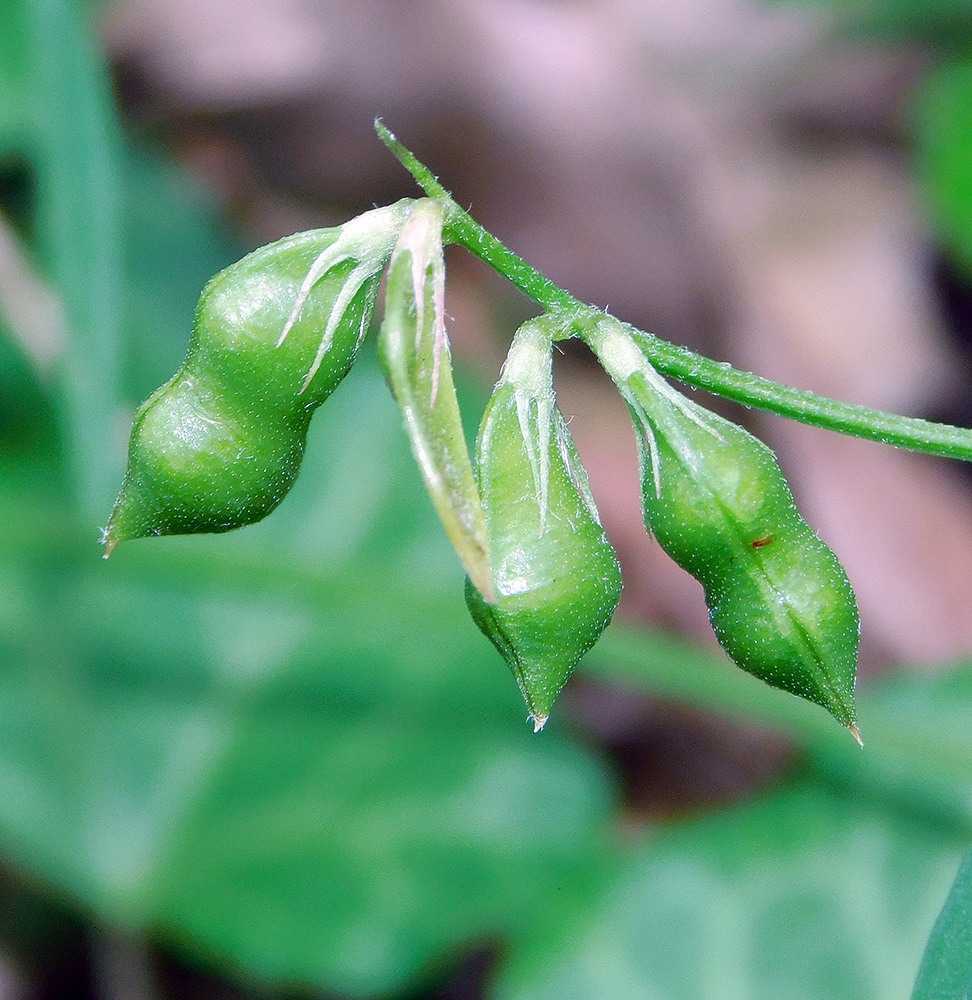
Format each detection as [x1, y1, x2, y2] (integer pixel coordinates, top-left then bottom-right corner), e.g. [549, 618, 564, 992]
[104, 202, 414, 554]
[591, 316, 860, 738]
[465, 317, 622, 731]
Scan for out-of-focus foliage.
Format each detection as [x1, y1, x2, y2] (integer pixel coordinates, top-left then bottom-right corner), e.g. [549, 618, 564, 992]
[496, 784, 961, 1000]
[1, 398, 617, 996]
[770, 0, 972, 42]
[2, 1, 972, 998]
[912, 845, 972, 1000]
[913, 60, 972, 277]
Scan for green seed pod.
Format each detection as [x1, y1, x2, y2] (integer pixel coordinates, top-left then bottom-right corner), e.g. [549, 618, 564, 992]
[590, 316, 860, 738]
[465, 317, 623, 731]
[104, 202, 414, 554]
[105, 374, 310, 541]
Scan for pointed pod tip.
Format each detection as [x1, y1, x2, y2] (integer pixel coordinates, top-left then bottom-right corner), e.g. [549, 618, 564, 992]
[99, 526, 118, 560]
[848, 722, 864, 748]
[530, 713, 548, 734]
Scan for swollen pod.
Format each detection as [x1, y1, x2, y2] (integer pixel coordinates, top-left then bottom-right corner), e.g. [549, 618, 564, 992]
[104, 202, 414, 554]
[640, 399, 859, 731]
[590, 316, 860, 736]
[105, 374, 310, 540]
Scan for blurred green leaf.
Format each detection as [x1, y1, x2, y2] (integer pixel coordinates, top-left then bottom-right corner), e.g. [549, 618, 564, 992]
[0, 312, 59, 470]
[913, 59, 972, 279]
[118, 146, 244, 403]
[0, 2, 30, 147]
[150, 697, 611, 995]
[495, 783, 966, 1000]
[0, 354, 617, 998]
[589, 628, 972, 832]
[809, 663, 972, 832]
[765, 0, 972, 43]
[912, 845, 972, 999]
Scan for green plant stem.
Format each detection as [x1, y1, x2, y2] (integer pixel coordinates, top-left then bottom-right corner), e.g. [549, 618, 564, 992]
[626, 323, 972, 463]
[377, 120, 972, 464]
[376, 121, 577, 314]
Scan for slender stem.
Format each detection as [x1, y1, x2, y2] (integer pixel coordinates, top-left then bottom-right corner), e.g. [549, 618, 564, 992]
[376, 121, 579, 315]
[627, 325, 972, 462]
[377, 120, 972, 464]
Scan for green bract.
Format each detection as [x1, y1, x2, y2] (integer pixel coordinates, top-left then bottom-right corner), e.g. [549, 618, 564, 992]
[590, 316, 860, 737]
[465, 317, 623, 730]
[104, 201, 414, 553]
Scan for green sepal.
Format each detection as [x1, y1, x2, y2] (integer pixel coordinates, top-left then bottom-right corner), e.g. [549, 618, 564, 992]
[377, 198, 493, 601]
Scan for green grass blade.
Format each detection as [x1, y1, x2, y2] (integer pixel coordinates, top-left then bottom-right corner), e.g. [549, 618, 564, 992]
[28, 0, 123, 514]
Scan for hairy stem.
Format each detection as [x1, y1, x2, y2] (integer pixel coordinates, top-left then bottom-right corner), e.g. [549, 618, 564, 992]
[377, 120, 972, 464]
